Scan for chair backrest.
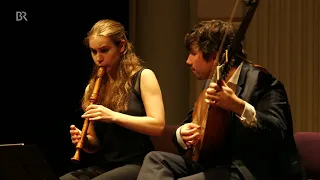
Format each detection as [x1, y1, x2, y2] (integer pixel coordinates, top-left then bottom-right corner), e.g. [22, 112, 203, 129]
[294, 132, 320, 179]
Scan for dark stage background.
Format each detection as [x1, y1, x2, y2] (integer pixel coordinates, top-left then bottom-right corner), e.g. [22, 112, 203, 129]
[3, 1, 129, 177]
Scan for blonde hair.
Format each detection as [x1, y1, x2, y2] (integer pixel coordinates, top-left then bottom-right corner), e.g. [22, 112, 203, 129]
[82, 19, 143, 112]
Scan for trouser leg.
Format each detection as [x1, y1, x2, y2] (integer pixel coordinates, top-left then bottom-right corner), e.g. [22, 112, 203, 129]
[92, 164, 141, 180]
[59, 166, 105, 180]
[137, 151, 203, 180]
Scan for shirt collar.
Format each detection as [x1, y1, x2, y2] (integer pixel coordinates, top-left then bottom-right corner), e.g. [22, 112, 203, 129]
[217, 62, 243, 85]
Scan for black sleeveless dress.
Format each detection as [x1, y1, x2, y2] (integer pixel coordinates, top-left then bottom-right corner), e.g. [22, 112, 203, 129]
[93, 68, 154, 166]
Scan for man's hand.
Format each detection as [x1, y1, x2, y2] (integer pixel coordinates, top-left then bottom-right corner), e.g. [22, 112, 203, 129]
[205, 80, 245, 116]
[180, 123, 201, 147]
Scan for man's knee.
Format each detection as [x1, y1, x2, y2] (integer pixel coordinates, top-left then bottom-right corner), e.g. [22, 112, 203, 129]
[144, 151, 174, 163]
[59, 173, 79, 180]
[145, 151, 165, 159]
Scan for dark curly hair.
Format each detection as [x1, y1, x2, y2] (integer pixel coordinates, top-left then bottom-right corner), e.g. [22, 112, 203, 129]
[184, 19, 247, 65]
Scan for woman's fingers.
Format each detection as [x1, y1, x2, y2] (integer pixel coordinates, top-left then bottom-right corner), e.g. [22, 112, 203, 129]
[70, 124, 81, 145]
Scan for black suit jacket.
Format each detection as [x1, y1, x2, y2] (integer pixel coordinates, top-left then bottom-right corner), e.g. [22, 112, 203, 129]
[173, 62, 306, 180]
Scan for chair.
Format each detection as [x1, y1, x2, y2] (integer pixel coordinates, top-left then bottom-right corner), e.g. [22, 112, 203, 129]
[294, 132, 320, 180]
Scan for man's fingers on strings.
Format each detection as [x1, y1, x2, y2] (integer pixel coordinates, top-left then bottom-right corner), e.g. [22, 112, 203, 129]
[186, 140, 196, 147]
[181, 127, 200, 136]
[204, 92, 218, 104]
[182, 132, 200, 141]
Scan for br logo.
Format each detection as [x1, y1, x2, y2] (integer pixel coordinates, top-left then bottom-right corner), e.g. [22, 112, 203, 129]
[16, 11, 28, 21]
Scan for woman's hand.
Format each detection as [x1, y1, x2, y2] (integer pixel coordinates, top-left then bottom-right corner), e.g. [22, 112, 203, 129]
[70, 125, 81, 145]
[81, 104, 118, 123]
